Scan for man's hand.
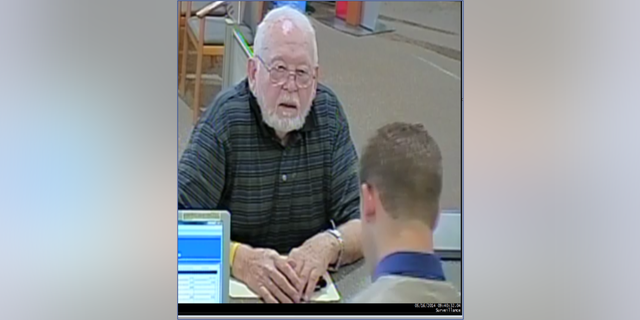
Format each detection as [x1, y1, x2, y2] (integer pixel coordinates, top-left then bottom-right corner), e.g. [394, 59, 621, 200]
[287, 232, 340, 301]
[232, 245, 304, 303]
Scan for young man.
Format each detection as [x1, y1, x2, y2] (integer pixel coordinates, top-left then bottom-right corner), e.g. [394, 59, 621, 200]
[351, 122, 461, 303]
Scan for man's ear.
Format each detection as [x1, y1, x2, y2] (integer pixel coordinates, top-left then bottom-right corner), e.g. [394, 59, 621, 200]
[361, 183, 377, 223]
[312, 65, 320, 97]
[247, 58, 258, 91]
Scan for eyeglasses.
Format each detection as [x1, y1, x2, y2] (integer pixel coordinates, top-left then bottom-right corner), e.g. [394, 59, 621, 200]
[255, 55, 316, 89]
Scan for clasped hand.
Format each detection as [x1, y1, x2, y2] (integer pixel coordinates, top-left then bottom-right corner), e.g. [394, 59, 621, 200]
[233, 234, 335, 303]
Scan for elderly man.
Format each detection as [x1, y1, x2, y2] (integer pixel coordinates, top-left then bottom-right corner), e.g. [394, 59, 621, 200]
[178, 6, 362, 303]
[351, 123, 461, 303]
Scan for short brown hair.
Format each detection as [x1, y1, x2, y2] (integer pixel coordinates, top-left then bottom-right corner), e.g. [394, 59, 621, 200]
[359, 122, 443, 226]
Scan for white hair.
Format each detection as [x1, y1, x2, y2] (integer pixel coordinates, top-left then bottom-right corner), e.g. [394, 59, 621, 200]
[253, 6, 318, 66]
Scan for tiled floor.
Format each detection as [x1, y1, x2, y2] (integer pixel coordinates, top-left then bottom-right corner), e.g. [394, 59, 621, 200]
[179, 2, 462, 209]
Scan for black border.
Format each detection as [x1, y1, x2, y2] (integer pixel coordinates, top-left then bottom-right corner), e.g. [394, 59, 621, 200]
[178, 303, 462, 316]
[460, 0, 465, 318]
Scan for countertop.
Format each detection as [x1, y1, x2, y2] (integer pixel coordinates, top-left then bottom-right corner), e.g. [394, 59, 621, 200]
[229, 259, 461, 303]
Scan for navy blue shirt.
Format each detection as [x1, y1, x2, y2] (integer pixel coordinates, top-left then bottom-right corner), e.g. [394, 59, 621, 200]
[373, 251, 446, 282]
[178, 79, 360, 254]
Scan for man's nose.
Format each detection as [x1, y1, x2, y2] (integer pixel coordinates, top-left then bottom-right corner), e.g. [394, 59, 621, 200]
[282, 73, 298, 91]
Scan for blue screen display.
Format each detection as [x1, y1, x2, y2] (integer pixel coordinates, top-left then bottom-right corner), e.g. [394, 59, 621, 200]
[178, 238, 221, 261]
[178, 222, 224, 304]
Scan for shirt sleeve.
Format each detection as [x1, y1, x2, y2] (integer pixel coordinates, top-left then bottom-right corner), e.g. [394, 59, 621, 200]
[329, 109, 361, 226]
[178, 121, 226, 210]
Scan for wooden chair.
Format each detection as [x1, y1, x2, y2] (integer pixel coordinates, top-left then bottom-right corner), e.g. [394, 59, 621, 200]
[178, 2, 228, 95]
[179, 1, 265, 123]
[179, 1, 227, 25]
[178, 2, 227, 84]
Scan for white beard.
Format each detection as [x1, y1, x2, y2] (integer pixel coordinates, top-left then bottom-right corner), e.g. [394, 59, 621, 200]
[261, 106, 309, 133]
[254, 86, 309, 133]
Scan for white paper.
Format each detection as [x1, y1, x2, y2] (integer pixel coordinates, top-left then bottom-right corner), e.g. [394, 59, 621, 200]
[230, 272, 341, 302]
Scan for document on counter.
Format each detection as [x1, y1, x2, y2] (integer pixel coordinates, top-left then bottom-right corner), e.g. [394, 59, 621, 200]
[230, 272, 341, 302]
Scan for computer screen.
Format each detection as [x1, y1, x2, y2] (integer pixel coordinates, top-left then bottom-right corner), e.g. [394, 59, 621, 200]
[434, 209, 462, 260]
[178, 222, 224, 304]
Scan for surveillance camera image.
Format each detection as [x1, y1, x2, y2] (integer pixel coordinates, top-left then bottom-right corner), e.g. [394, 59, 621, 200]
[178, 1, 462, 317]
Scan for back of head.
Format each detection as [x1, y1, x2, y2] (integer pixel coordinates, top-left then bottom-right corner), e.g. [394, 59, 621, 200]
[359, 122, 443, 227]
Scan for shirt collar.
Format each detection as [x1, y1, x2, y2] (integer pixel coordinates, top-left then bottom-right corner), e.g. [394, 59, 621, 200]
[373, 251, 446, 282]
[244, 79, 317, 140]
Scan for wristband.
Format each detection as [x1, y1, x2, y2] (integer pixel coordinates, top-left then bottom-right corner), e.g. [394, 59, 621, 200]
[230, 241, 241, 267]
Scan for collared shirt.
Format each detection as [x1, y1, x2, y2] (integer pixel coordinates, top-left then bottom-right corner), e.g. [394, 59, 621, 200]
[373, 251, 447, 282]
[350, 251, 459, 303]
[178, 79, 360, 254]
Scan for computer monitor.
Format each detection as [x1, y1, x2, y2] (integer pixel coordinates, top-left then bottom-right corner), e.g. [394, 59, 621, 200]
[434, 209, 462, 260]
[178, 210, 230, 303]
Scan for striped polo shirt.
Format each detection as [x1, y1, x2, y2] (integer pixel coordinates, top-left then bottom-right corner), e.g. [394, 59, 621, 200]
[178, 79, 360, 254]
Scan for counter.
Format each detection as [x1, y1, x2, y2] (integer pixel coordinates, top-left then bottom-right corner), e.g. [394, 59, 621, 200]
[229, 259, 461, 303]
